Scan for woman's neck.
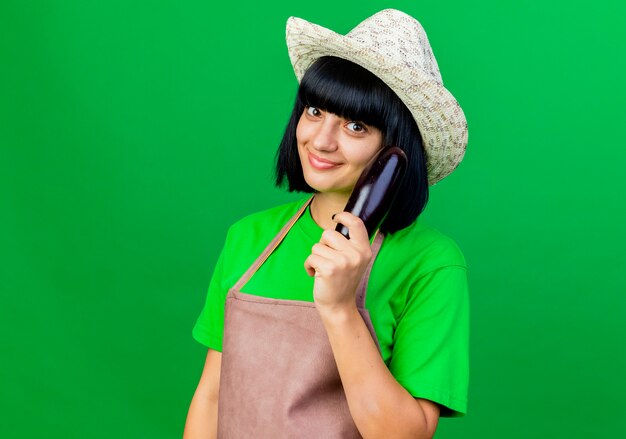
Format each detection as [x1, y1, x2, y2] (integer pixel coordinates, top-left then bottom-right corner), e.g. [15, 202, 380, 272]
[310, 192, 350, 230]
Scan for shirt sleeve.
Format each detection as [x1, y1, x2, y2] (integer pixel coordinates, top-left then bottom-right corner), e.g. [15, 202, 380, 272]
[191, 232, 231, 352]
[388, 265, 470, 417]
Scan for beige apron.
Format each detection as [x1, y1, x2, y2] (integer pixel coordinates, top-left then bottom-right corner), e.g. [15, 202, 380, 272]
[217, 196, 385, 438]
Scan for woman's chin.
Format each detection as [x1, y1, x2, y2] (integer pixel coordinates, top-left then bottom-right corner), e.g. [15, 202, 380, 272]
[304, 180, 352, 196]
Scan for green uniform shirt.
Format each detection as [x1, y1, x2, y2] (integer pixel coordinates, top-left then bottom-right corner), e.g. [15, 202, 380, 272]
[193, 197, 469, 416]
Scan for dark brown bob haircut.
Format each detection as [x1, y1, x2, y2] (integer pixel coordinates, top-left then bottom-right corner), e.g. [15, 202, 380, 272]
[274, 56, 429, 235]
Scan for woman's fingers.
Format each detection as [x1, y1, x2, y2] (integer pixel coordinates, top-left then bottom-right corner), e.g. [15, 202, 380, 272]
[304, 212, 372, 283]
[311, 242, 335, 259]
[304, 253, 333, 277]
[330, 212, 371, 249]
[304, 242, 360, 277]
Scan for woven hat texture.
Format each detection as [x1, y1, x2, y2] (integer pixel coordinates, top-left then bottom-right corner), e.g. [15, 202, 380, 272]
[286, 8, 468, 185]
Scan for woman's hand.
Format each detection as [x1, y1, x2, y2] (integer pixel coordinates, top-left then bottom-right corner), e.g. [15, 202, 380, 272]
[304, 211, 373, 315]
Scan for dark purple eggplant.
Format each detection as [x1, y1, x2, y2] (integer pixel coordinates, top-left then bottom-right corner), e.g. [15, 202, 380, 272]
[335, 146, 408, 239]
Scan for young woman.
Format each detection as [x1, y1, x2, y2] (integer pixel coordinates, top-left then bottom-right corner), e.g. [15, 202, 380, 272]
[184, 9, 469, 439]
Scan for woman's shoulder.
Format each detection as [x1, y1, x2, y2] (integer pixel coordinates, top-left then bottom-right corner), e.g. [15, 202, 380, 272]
[381, 219, 467, 274]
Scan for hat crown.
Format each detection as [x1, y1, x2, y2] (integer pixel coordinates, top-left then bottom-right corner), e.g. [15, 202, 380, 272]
[345, 9, 442, 84]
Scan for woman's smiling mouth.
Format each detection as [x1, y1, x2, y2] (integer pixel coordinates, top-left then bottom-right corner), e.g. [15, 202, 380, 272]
[308, 151, 341, 170]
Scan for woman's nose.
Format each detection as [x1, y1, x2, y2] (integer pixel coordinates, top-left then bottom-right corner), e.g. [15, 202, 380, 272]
[311, 117, 339, 152]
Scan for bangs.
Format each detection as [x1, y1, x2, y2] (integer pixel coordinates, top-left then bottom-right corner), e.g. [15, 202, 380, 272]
[297, 57, 398, 130]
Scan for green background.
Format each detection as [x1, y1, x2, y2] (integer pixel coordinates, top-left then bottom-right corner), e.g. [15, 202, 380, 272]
[2, 0, 624, 437]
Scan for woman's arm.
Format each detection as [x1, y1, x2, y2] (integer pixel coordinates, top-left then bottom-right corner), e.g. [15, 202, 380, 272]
[305, 212, 440, 438]
[183, 349, 222, 439]
[319, 305, 440, 438]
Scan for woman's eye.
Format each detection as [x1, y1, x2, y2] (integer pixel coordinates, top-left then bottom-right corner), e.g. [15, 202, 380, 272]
[346, 121, 366, 133]
[306, 106, 322, 117]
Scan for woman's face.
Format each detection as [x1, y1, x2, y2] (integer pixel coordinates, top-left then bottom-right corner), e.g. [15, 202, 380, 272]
[296, 106, 384, 196]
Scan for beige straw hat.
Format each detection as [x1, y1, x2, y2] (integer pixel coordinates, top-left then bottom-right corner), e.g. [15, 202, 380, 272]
[286, 8, 468, 185]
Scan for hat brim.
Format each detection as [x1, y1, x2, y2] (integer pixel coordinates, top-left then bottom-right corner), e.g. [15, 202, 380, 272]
[286, 16, 468, 185]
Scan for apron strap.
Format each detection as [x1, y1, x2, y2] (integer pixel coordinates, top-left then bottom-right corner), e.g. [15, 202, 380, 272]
[233, 196, 314, 291]
[233, 195, 385, 309]
[356, 231, 384, 309]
